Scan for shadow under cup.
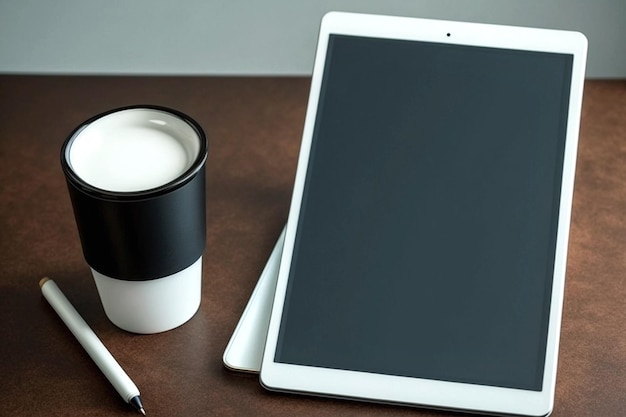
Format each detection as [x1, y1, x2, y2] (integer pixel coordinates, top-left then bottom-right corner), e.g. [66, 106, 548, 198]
[61, 106, 208, 334]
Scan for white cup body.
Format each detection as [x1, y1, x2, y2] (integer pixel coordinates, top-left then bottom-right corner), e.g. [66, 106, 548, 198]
[92, 256, 203, 334]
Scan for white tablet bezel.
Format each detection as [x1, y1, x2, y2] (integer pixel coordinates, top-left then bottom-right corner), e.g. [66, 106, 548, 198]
[261, 12, 587, 416]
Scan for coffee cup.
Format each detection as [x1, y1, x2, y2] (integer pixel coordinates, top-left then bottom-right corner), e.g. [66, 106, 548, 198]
[61, 106, 208, 334]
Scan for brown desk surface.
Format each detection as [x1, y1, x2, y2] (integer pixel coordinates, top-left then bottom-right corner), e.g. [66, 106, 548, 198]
[1, 76, 625, 417]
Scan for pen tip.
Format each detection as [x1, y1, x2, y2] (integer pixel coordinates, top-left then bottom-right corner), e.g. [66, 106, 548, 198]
[129, 395, 145, 415]
[39, 277, 50, 288]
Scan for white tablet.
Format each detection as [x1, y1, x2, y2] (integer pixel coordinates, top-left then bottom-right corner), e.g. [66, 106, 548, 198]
[260, 12, 587, 416]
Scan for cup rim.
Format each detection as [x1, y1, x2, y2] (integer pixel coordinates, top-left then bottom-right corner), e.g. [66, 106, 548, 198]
[61, 105, 208, 201]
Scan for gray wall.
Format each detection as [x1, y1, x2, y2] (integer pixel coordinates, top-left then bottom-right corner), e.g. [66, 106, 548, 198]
[1, 0, 624, 78]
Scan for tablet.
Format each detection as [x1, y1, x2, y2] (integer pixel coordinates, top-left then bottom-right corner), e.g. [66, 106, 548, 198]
[260, 12, 587, 416]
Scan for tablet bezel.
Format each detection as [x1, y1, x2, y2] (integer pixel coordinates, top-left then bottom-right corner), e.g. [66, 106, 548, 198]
[261, 11, 587, 416]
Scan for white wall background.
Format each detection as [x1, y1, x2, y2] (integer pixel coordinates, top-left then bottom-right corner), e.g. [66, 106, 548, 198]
[0, 0, 624, 78]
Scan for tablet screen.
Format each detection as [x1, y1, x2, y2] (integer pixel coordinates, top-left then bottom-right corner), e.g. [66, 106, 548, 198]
[275, 34, 573, 391]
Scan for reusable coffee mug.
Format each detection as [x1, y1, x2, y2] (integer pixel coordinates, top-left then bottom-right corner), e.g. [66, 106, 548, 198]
[61, 105, 208, 334]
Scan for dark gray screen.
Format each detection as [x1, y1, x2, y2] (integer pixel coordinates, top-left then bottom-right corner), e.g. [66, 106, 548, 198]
[275, 35, 573, 391]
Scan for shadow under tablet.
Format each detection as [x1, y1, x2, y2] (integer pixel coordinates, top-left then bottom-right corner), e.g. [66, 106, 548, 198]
[223, 227, 285, 373]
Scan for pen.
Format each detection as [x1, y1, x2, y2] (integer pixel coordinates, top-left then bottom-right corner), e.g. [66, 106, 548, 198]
[39, 277, 146, 415]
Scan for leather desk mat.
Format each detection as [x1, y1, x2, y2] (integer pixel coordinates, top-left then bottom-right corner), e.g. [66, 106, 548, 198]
[1, 76, 624, 416]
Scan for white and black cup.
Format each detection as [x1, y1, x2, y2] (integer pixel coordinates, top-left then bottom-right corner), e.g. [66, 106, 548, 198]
[61, 106, 208, 334]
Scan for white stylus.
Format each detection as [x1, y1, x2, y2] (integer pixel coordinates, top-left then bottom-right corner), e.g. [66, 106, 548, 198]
[39, 277, 146, 415]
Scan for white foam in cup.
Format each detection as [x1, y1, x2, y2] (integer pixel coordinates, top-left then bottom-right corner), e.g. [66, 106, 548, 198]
[69, 108, 200, 192]
[65, 108, 205, 334]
